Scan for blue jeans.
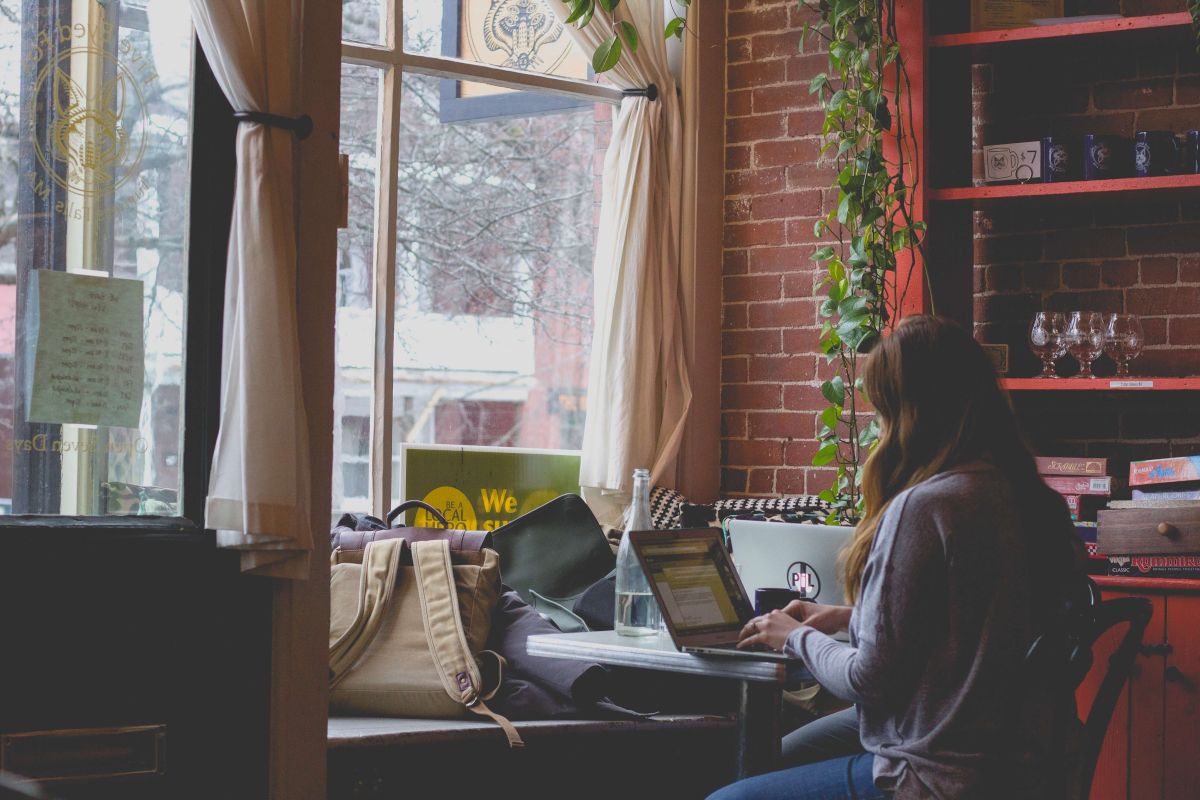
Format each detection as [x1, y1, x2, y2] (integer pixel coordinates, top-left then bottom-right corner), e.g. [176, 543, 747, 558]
[706, 753, 892, 800]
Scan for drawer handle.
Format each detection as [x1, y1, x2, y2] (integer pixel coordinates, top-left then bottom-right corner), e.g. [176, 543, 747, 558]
[1158, 523, 1179, 539]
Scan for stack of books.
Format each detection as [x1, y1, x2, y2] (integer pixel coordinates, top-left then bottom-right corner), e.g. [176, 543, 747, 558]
[1037, 457, 1108, 561]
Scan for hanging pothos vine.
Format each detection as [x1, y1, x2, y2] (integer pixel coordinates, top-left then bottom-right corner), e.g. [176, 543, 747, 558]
[1190, 1, 1200, 52]
[801, 0, 927, 523]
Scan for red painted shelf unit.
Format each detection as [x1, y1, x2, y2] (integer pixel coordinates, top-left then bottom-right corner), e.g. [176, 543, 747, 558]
[1002, 378, 1200, 391]
[929, 11, 1192, 49]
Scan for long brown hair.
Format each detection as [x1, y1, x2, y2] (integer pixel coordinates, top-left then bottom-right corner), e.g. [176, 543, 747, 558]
[841, 315, 1073, 603]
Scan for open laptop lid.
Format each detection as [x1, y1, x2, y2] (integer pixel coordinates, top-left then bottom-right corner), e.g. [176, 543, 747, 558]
[628, 528, 757, 648]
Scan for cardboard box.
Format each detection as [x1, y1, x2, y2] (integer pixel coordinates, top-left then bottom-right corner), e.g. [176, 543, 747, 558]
[1044, 475, 1111, 496]
[972, 0, 1064, 32]
[1037, 457, 1107, 477]
[1129, 456, 1200, 487]
[1132, 484, 1200, 501]
[1108, 555, 1200, 580]
[1064, 494, 1079, 520]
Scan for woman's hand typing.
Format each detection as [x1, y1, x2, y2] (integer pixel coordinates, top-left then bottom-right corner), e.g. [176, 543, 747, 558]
[782, 601, 853, 636]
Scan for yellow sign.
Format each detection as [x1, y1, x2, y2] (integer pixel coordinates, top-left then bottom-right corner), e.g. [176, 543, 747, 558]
[417, 486, 478, 530]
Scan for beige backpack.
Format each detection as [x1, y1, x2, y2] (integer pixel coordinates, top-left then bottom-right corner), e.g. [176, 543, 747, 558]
[328, 537, 522, 746]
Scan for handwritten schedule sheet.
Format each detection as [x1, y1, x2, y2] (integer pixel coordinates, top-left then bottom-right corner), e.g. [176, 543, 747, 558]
[25, 270, 145, 428]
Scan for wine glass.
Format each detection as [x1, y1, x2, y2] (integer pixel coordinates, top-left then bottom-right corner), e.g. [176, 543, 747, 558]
[1104, 314, 1145, 378]
[1029, 312, 1067, 378]
[1065, 311, 1107, 378]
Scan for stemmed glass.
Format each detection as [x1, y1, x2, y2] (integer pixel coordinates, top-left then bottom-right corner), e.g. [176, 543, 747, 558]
[1065, 311, 1107, 378]
[1029, 312, 1067, 378]
[1105, 314, 1145, 378]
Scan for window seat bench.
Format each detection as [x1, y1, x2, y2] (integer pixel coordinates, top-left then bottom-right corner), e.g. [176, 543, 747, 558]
[328, 715, 738, 799]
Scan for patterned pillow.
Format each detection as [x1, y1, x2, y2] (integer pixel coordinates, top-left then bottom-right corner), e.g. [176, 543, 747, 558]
[679, 495, 831, 529]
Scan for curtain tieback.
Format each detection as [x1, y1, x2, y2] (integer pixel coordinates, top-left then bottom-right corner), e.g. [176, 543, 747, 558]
[621, 84, 658, 101]
[232, 111, 313, 140]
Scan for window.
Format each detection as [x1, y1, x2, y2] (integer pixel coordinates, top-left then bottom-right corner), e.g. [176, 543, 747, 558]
[335, 0, 622, 518]
[0, 0, 197, 517]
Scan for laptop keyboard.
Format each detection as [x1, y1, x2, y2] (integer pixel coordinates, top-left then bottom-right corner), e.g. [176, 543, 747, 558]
[707, 642, 776, 654]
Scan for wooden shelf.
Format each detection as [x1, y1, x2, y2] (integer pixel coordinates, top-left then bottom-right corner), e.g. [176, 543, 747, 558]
[1094, 575, 1200, 592]
[930, 12, 1191, 50]
[929, 173, 1200, 206]
[1004, 378, 1200, 391]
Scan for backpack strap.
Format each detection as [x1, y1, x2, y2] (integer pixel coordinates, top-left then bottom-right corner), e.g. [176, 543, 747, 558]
[328, 538, 404, 688]
[411, 540, 523, 747]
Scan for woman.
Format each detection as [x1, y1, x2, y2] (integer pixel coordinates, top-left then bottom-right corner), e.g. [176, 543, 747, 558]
[710, 316, 1084, 800]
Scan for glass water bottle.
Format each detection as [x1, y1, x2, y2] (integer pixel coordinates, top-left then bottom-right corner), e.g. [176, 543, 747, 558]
[614, 469, 662, 636]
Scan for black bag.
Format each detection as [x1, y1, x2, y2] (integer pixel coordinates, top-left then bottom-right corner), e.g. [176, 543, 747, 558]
[490, 494, 615, 632]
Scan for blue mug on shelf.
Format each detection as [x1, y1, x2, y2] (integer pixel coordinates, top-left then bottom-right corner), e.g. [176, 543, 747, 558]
[1134, 131, 1179, 178]
[1042, 136, 1080, 183]
[1083, 135, 1129, 181]
[1182, 131, 1200, 175]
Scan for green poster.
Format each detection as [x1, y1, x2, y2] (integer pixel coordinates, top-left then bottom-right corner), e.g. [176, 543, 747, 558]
[400, 445, 581, 531]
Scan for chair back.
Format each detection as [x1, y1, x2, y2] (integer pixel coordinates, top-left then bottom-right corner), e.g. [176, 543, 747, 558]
[1022, 576, 1152, 800]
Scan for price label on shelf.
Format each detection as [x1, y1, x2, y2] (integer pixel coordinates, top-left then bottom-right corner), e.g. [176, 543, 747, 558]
[1109, 381, 1153, 388]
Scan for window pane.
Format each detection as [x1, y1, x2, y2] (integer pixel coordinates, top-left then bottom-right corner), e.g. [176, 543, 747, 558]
[342, 0, 383, 45]
[404, 0, 589, 102]
[2, 1, 191, 515]
[333, 63, 380, 519]
[393, 72, 597, 452]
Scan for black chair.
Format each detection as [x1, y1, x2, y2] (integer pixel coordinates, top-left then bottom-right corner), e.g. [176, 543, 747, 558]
[1025, 576, 1153, 799]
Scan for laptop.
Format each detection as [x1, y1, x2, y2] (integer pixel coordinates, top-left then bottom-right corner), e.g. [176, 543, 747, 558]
[727, 519, 853, 642]
[627, 528, 795, 662]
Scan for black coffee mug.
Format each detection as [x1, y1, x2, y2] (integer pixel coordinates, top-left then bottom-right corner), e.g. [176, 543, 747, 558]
[1134, 131, 1179, 178]
[1042, 136, 1080, 183]
[1084, 135, 1129, 181]
[1182, 131, 1200, 175]
[755, 588, 804, 616]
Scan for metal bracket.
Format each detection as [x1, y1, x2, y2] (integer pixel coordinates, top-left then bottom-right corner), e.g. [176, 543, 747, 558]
[1140, 643, 1173, 657]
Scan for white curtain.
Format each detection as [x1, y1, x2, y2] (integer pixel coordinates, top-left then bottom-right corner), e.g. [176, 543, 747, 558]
[551, 0, 693, 529]
[189, 0, 312, 578]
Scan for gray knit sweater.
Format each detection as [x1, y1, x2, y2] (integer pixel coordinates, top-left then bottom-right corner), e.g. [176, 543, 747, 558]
[784, 462, 1073, 800]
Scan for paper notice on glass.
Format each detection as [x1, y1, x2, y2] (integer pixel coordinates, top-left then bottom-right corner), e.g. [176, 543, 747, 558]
[24, 270, 145, 428]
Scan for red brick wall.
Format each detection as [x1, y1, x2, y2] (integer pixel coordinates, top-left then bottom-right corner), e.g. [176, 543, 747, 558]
[721, 0, 832, 498]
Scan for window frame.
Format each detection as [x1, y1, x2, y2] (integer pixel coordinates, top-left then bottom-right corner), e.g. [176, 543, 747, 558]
[340, 0, 622, 518]
[0, 33, 233, 538]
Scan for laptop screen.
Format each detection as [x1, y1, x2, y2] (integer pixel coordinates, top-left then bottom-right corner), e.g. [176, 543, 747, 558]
[636, 534, 755, 638]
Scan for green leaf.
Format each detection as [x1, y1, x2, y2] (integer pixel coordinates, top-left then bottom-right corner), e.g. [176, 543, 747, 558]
[598, 0, 618, 12]
[820, 405, 840, 430]
[565, 0, 590, 24]
[818, 489, 837, 503]
[813, 443, 839, 467]
[664, 16, 685, 39]
[578, 0, 596, 27]
[801, 21, 810, 54]
[592, 35, 621, 73]
[810, 74, 828, 95]
[821, 376, 846, 406]
[812, 245, 836, 262]
[618, 20, 639, 51]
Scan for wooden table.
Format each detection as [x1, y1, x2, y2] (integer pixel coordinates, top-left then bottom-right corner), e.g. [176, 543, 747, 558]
[528, 631, 808, 780]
